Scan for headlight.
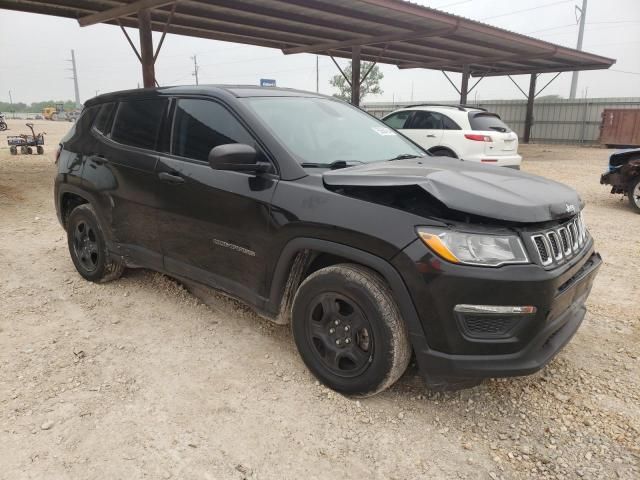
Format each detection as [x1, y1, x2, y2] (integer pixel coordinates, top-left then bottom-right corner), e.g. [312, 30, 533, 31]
[417, 227, 529, 267]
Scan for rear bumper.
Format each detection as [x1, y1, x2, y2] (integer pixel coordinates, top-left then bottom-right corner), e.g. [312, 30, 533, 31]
[394, 240, 601, 381]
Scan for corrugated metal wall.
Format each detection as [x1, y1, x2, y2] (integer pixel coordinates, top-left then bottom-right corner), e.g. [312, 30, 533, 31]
[363, 97, 640, 145]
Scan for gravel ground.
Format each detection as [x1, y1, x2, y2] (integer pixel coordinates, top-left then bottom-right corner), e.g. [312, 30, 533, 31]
[0, 119, 638, 480]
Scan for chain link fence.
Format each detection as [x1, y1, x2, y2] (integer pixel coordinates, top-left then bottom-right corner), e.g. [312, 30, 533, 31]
[363, 97, 640, 146]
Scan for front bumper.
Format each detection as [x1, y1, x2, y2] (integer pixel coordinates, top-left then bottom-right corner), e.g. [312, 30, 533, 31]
[393, 240, 601, 381]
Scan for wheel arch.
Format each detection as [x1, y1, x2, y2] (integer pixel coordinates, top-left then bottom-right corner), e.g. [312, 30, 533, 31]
[268, 238, 427, 344]
[428, 146, 458, 158]
[59, 190, 89, 228]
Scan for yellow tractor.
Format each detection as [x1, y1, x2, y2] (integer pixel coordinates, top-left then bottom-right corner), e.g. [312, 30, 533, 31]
[42, 103, 65, 121]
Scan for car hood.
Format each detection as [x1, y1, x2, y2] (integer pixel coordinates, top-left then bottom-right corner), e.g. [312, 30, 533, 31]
[322, 157, 583, 223]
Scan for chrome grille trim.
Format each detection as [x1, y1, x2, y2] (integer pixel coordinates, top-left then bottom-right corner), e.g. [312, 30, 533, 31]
[529, 214, 588, 267]
[568, 222, 579, 251]
[558, 227, 571, 255]
[546, 231, 562, 261]
[532, 234, 552, 266]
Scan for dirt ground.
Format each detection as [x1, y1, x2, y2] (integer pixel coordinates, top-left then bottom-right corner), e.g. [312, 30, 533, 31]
[0, 118, 638, 480]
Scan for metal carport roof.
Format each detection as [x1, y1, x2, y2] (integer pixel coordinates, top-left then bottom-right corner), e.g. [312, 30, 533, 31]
[0, 0, 614, 77]
[0, 0, 616, 140]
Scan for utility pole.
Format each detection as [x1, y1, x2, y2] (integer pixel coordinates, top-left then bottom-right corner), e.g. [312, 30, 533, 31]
[570, 0, 587, 99]
[192, 55, 200, 85]
[8, 90, 13, 118]
[316, 56, 319, 93]
[67, 49, 81, 108]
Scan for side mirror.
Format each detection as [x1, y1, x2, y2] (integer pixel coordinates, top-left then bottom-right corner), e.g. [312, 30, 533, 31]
[208, 144, 269, 173]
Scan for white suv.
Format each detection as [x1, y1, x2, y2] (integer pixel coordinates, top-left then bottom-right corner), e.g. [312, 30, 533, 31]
[382, 105, 522, 168]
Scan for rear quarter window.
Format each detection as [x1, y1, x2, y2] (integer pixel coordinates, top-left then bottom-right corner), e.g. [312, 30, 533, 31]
[93, 103, 116, 135]
[60, 106, 99, 144]
[468, 112, 511, 133]
[111, 99, 168, 150]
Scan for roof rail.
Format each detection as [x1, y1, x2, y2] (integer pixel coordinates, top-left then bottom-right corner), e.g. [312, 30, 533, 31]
[405, 103, 466, 111]
[404, 103, 488, 112]
[460, 104, 488, 112]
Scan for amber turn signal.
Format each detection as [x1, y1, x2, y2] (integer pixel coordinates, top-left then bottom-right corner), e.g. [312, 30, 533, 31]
[417, 231, 460, 264]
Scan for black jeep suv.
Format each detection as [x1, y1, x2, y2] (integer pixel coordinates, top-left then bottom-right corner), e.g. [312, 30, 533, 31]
[55, 86, 601, 396]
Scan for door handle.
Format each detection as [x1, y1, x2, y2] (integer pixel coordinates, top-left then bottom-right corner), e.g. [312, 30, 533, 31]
[158, 171, 185, 184]
[426, 134, 436, 138]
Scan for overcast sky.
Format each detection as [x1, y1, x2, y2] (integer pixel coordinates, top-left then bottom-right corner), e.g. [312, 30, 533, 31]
[0, 0, 638, 105]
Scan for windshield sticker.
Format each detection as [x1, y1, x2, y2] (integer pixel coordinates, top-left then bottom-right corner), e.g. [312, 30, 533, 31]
[371, 126, 397, 136]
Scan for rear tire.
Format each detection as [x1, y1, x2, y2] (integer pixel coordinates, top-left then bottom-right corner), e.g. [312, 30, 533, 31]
[36, 146, 44, 155]
[629, 176, 640, 213]
[66, 204, 124, 283]
[291, 264, 411, 397]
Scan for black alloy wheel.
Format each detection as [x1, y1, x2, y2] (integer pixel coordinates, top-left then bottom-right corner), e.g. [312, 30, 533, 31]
[66, 204, 124, 283]
[72, 220, 100, 273]
[305, 292, 374, 378]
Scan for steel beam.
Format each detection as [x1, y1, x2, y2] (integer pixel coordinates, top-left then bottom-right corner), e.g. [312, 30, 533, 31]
[138, 9, 156, 88]
[351, 46, 361, 106]
[282, 26, 456, 55]
[398, 48, 557, 70]
[79, 0, 176, 27]
[523, 74, 537, 144]
[460, 65, 470, 104]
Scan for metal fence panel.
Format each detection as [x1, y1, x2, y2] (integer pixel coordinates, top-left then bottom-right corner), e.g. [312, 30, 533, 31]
[363, 97, 640, 145]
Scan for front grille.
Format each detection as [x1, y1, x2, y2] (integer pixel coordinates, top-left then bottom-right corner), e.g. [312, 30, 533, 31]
[530, 214, 587, 268]
[463, 315, 517, 336]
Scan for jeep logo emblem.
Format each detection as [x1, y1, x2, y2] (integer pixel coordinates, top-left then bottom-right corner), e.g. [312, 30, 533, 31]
[565, 203, 576, 214]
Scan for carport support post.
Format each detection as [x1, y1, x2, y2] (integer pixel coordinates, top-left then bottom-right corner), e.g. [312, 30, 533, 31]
[460, 65, 470, 104]
[351, 46, 361, 107]
[138, 8, 155, 88]
[523, 73, 537, 144]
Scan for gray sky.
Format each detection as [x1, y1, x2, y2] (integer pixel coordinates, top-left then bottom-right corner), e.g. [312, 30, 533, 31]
[0, 0, 639, 105]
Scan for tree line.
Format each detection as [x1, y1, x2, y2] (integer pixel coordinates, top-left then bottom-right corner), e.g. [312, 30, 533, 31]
[0, 100, 77, 113]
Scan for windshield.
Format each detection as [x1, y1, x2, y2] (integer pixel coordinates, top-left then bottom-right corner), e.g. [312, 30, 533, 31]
[242, 97, 425, 165]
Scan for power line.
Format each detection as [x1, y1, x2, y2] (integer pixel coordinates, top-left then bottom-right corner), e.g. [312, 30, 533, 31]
[481, 0, 573, 21]
[433, 0, 472, 9]
[610, 69, 640, 76]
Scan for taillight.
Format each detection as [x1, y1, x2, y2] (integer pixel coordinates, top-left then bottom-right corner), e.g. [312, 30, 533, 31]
[55, 145, 61, 164]
[464, 134, 492, 142]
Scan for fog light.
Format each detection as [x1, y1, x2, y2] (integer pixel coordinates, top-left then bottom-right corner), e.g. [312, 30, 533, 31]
[454, 305, 537, 314]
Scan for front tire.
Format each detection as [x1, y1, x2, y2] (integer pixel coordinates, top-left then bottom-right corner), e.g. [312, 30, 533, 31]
[629, 177, 640, 213]
[291, 264, 411, 397]
[66, 204, 124, 283]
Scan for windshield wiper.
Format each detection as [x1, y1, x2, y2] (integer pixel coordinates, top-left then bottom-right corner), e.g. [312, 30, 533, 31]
[300, 160, 363, 170]
[387, 153, 424, 161]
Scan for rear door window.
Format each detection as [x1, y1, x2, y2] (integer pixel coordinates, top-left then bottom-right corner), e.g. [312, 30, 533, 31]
[171, 99, 256, 162]
[407, 111, 443, 130]
[111, 99, 168, 150]
[382, 111, 413, 129]
[468, 112, 511, 133]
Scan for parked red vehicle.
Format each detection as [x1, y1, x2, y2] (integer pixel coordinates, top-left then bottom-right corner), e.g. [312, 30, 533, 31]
[600, 149, 640, 213]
